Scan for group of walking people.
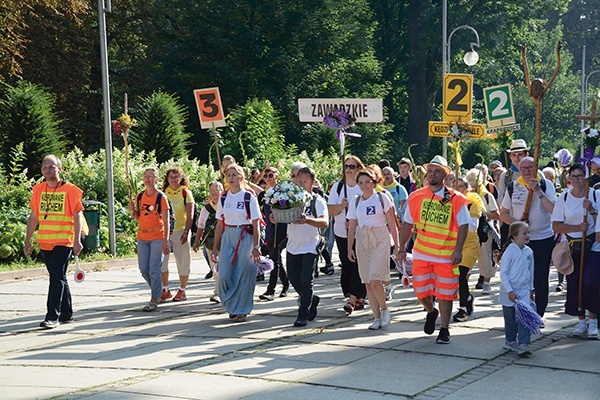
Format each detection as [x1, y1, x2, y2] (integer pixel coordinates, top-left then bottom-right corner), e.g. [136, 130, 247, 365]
[24, 144, 600, 359]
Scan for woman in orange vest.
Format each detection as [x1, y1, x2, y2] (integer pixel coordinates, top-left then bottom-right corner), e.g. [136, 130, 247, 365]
[128, 167, 170, 311]
[24, 155, 84, 329]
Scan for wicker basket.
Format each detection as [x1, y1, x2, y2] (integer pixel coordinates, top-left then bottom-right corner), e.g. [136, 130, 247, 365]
[271, 205, 304, 224]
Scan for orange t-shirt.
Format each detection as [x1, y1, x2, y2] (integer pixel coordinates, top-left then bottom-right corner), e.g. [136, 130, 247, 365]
[137, 191, 170, 241]
[30, 181, 84, 251]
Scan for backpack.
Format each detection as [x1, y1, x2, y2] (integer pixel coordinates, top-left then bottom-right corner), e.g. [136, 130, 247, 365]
[220, 190, 266, 243]
[202, 202, 218, 249]
[309, 194, 327, 251]
[476, 193, 490, 244]
[182, 188, 199, 236]
[137, 191, 175, 233]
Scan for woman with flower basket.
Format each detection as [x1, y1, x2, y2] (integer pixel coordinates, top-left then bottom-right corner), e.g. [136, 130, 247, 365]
[328, 155, 367, 314]
[258, 166, 290, 301]
[347, 168, 400, 329]
[210, 164, 262, 322]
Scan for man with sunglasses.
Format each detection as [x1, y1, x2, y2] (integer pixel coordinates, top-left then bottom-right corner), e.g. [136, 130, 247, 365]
[258, 167, 290, 300]
[397, 156, 470, 344]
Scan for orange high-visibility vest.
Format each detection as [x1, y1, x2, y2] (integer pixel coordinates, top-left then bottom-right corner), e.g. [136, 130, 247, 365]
[30, 181, 84, 251]
[407, 186, 468, 260]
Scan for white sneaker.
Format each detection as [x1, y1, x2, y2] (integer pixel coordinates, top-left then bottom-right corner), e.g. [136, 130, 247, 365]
[588, 321, 598, 339]
[481, 283, 491, 294]
[380, 308, 392, 328]
[368, 318, 382, 330]
[385, 285, 394, 301]
[572, 323, 587, 337]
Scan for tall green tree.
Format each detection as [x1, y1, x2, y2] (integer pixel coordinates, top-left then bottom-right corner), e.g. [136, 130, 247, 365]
[130, 92, 192, 164]
[0, 81, 67, 177]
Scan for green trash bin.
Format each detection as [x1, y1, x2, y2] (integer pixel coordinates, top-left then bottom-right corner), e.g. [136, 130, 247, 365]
[82, 200, 103, 251]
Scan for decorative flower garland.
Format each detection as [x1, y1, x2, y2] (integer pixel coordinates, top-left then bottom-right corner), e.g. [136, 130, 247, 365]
[323, 109, 361, 155]
[112, 114, 137, 137]
[448, 123, 471, 141]
[323, 109, 356, 130]
[581, 126, 599, 149]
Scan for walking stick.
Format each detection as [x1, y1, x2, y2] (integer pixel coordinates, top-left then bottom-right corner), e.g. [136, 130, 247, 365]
[520, 43, 561, 221]
[578, 182, 589, 312]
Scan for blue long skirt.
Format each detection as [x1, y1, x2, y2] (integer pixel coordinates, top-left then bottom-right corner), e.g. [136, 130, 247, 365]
[218, 227, 257, 315]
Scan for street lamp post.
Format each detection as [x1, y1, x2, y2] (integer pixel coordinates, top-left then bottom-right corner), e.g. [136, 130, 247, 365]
[442, 23, 480, 158]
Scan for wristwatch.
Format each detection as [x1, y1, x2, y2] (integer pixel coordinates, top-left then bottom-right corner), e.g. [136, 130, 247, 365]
[538, 192, 544, 199]
[253, 244, 261, 250]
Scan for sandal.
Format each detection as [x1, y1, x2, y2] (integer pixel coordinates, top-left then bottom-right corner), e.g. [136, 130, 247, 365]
[354, 300, 365, 310]
[143, 302, 158, 312]
[229, 314, 236, 319]
[234, 314, 247, 322]
[343, 302, 355, 314]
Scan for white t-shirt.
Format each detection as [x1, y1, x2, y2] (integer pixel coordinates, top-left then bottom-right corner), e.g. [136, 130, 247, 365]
[551, 188, 600, 251]
[347, 192, 393, 227]
[500, 179, 556, 240]
[215, 190, 261, 226]
[328, 181, 362, 238]
[287, 195, 328, 255]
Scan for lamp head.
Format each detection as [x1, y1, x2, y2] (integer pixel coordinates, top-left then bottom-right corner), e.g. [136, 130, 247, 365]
[463, 43, 479, 66]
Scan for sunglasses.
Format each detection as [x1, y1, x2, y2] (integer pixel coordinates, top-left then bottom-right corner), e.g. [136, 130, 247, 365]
[344, 164, 357, 170]
[263, 173, 275, 178]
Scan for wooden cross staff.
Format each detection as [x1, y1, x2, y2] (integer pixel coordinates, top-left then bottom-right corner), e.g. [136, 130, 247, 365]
[520, 42, 561, 221]
[577, 99, 600, 129]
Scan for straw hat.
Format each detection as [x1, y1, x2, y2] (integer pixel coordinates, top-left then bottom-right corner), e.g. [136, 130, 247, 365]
[506, 139, 530, 153]
[551, 241, 573, 275]
[424, 155, 452, 175]
[396, 157, 412, 167]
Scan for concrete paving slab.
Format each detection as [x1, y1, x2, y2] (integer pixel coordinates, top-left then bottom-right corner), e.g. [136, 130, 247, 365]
[251, 341, 382, 365]
[191, 354, 338, 382]
[393, 325, 509, 360]
[0, 365, 149, 400]
[304, 350, 483, 396]
[299, 320, 428, 350]
[443, 364, 599, 400]
[516, 336, 600, 373]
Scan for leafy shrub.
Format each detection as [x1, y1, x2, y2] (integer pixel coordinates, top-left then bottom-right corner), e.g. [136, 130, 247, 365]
[0, 81, 66, 178]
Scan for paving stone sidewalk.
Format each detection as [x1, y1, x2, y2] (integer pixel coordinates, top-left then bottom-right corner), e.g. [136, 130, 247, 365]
[0, 253, 597, 400]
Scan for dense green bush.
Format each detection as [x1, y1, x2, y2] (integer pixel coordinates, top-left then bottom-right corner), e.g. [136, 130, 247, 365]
[129, 92, 192, 164]
[0, 81, 66, 178]
[0, 143, 344, 264]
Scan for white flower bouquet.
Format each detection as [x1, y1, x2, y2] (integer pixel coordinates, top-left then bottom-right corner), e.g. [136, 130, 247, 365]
[264, 181, 311, 223]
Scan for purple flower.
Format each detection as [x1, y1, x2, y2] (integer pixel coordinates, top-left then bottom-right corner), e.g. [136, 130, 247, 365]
[278, 199, 287, 207]
[553, 148, 572, 167]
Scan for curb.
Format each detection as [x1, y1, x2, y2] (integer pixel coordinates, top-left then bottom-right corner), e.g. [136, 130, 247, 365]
[0, 252, 206, 282]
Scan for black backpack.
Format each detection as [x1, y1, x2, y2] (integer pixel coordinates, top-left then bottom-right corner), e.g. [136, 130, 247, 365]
[182, 188, 199, 236]
[309, 194, 327, 251]
[477, 193, 491, 244]
[137, 191, 175, 233]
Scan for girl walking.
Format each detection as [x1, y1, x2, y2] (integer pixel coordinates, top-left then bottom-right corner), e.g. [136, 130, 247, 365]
[499, 221, 534, 356]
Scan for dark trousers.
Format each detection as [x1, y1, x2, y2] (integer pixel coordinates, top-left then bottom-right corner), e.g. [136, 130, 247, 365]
[528, 236, 554, 317]
[458, 266, 471, 307]
[335, 235, 366, 299]
[265, 235, 289, 294]
[287, 252, 317, 318]
[41, 246, 73, 322]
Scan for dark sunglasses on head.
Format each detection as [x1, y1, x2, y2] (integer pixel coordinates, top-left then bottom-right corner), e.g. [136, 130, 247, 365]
[263, 173, 275, 178]
[344, 164, 357, 170]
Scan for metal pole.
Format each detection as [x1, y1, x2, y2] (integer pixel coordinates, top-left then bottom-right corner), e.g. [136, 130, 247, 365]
[98, 0, 116, 256]
[581, 46, 586, 158]
[442, 0, 448, 159]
